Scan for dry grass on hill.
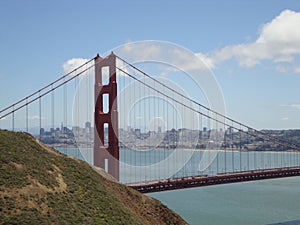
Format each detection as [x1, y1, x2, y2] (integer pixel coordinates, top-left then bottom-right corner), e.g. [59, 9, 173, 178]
[0, 130, 188, 225]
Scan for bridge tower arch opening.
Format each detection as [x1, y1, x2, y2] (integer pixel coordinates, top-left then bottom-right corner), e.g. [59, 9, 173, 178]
[94, 53, 119, 180]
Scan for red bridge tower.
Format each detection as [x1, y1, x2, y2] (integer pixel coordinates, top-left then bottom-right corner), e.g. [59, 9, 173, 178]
[94, 53, 119, 180]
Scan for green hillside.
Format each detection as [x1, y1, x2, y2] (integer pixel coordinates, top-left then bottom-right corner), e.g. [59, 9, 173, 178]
[0, 130, 188, 225]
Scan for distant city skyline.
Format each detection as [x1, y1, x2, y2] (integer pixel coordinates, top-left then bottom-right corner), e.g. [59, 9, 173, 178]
[37, 120, 300, 152]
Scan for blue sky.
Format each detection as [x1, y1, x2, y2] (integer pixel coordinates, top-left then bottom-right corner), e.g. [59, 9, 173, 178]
[1, 0, 300, 130]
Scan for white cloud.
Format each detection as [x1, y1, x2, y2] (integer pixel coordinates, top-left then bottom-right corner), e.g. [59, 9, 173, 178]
[293, 65, 300, 74]
[275, 65, 288, 73]
[62, 58, 89, 74]
[116, 41, 213, 72]
[205, 9, 300, 68]
[280, 104, 300, 109]
[62, 10, 300, 76]
[123, 11, 300, 72]
[65, 9, 300, 77]
[274, 64, 300, 74]
[273, 55, 294, 63]
[170, 48, 213, 71]
[118, 41, 162, 62]
[281, 117, 289, 121]
[29, 115, 45, 120]
[196, 53, 215, 69]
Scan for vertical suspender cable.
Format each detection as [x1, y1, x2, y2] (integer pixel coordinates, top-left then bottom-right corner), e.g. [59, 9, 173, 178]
[207, 108, 211, 175]
[117, 65, 120, 176]
[296, 140, 299, 167]
[12, 104, 15, 131]
[123, 67, 127, 181]
[153, 78, 156, 179]
[76, 71, 80, 159]
[181, 96, 184, 177]
[171, 88, 175, 178]
[261, 139, 264, 169]
[268, 140, 271, 169]
[66, 77, 68, 154]
[86, 63, 89, 150]
[239, 125, 242, 171]
[154, 78, 158, 180]
[158, 80, 161, 180]
[216, 113, 219, 175]
[290, 142, 292, 167]
[75, 74, 78, 158]
[89, 64, 92, 162]
[274, 141, 278, 168]
[129, 68, 132, 182]
[254, 137, 257, 170]
[51, 84, 54, 144]
[39, 91, 42, 141]
[63, 76, 66, 154]
[231, 123, 234, 173]
[198, 105, 202, 176]
[133, 68, 136, 183]
[165, 84, 168, 178]
[183, 96, 186, 177]
[144, 73, 147, 182]
[281, 133, 285, 167]
[296, 147, 298, 167]
[224, 117, 227, 174]
[139, 71, 142, 183]
[144, 76, 152, 181]
[273, 146, 280, 168]
[26, 98, 29, 133]
[247, 132, 250, 171]
[289, 142, 291, 167]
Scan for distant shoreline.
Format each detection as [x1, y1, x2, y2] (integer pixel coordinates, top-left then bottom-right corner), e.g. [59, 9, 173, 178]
[50, 144, 300, 154]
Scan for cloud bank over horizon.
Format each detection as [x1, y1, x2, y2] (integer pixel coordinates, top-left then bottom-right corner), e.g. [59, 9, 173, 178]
[63, 10, 300, 75]
[202, 9, 300, 73]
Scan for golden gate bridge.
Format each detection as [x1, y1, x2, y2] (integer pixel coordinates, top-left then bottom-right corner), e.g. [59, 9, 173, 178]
[1, 52, 300, 193]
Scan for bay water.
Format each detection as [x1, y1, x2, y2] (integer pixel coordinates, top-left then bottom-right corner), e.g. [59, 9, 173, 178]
[55, 147, 300, 225]
[149, 176, 300, 225]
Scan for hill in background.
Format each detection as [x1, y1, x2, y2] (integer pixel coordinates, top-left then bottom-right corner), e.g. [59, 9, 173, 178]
[0, 130, 188, 225]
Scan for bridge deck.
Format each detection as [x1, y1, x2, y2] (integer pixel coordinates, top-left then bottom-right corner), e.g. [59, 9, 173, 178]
[128, 166, 300, 193]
